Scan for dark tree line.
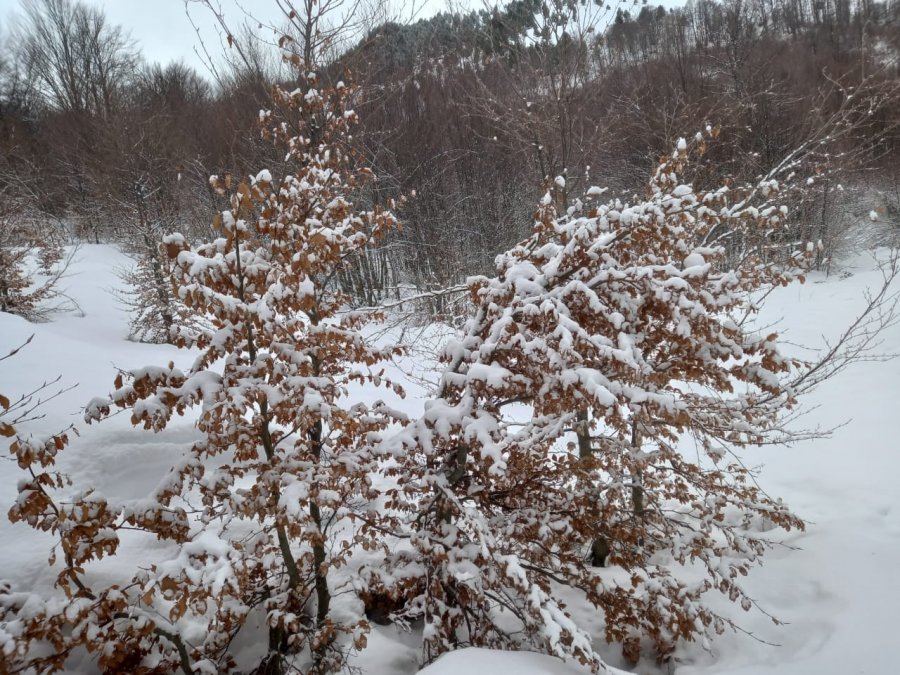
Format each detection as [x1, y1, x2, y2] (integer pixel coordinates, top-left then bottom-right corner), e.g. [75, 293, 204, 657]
[1, 0, 899, 330]
[344, 0, 900, 305]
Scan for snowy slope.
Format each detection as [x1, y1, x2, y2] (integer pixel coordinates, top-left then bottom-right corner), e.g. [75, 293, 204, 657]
[671, 252, 900, 675]
[1, 245, 898, 674]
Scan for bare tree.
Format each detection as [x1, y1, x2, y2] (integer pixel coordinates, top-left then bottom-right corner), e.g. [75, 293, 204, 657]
[13, 0, 139, 116]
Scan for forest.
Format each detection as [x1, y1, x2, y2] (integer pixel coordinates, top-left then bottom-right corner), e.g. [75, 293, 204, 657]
[1, 0, 899, 673]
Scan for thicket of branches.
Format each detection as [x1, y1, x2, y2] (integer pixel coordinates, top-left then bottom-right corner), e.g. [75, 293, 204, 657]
[347, 0, 900, 301]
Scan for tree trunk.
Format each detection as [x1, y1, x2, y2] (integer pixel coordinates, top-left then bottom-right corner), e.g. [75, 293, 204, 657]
[577, 408, 611, 567]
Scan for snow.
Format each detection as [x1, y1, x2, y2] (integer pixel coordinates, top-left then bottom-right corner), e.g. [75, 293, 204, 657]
[674, 251, 900, 675]
[419, 647, 611, 674]
[1, 245, 899, 674]
[682, 252, 706, 269]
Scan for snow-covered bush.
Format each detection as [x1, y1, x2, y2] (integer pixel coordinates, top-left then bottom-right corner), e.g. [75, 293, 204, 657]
[115, 240, 199, 344]
[2, 73, 406, 674]
[385, 133, 898, 669]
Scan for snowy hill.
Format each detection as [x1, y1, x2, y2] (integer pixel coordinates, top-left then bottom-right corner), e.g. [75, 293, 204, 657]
[1, 245, 898, 674]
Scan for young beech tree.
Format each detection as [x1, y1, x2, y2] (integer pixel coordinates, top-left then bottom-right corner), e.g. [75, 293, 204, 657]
[94, 77, 405, 672]
[1, 75, 405, 674]
[381, 134, 898, 669]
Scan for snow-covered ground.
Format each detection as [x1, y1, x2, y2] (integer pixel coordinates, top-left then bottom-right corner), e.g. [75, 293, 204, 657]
[1, 245, 898, 674]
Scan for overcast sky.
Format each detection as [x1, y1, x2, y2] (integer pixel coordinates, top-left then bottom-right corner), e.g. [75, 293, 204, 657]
[0, 0, 471, 75]
[0, 0, 685, 77]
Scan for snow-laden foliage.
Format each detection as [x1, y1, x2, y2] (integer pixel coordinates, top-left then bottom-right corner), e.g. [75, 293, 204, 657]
[2, 74, 405, 674]
[379, 136, 883, 669]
